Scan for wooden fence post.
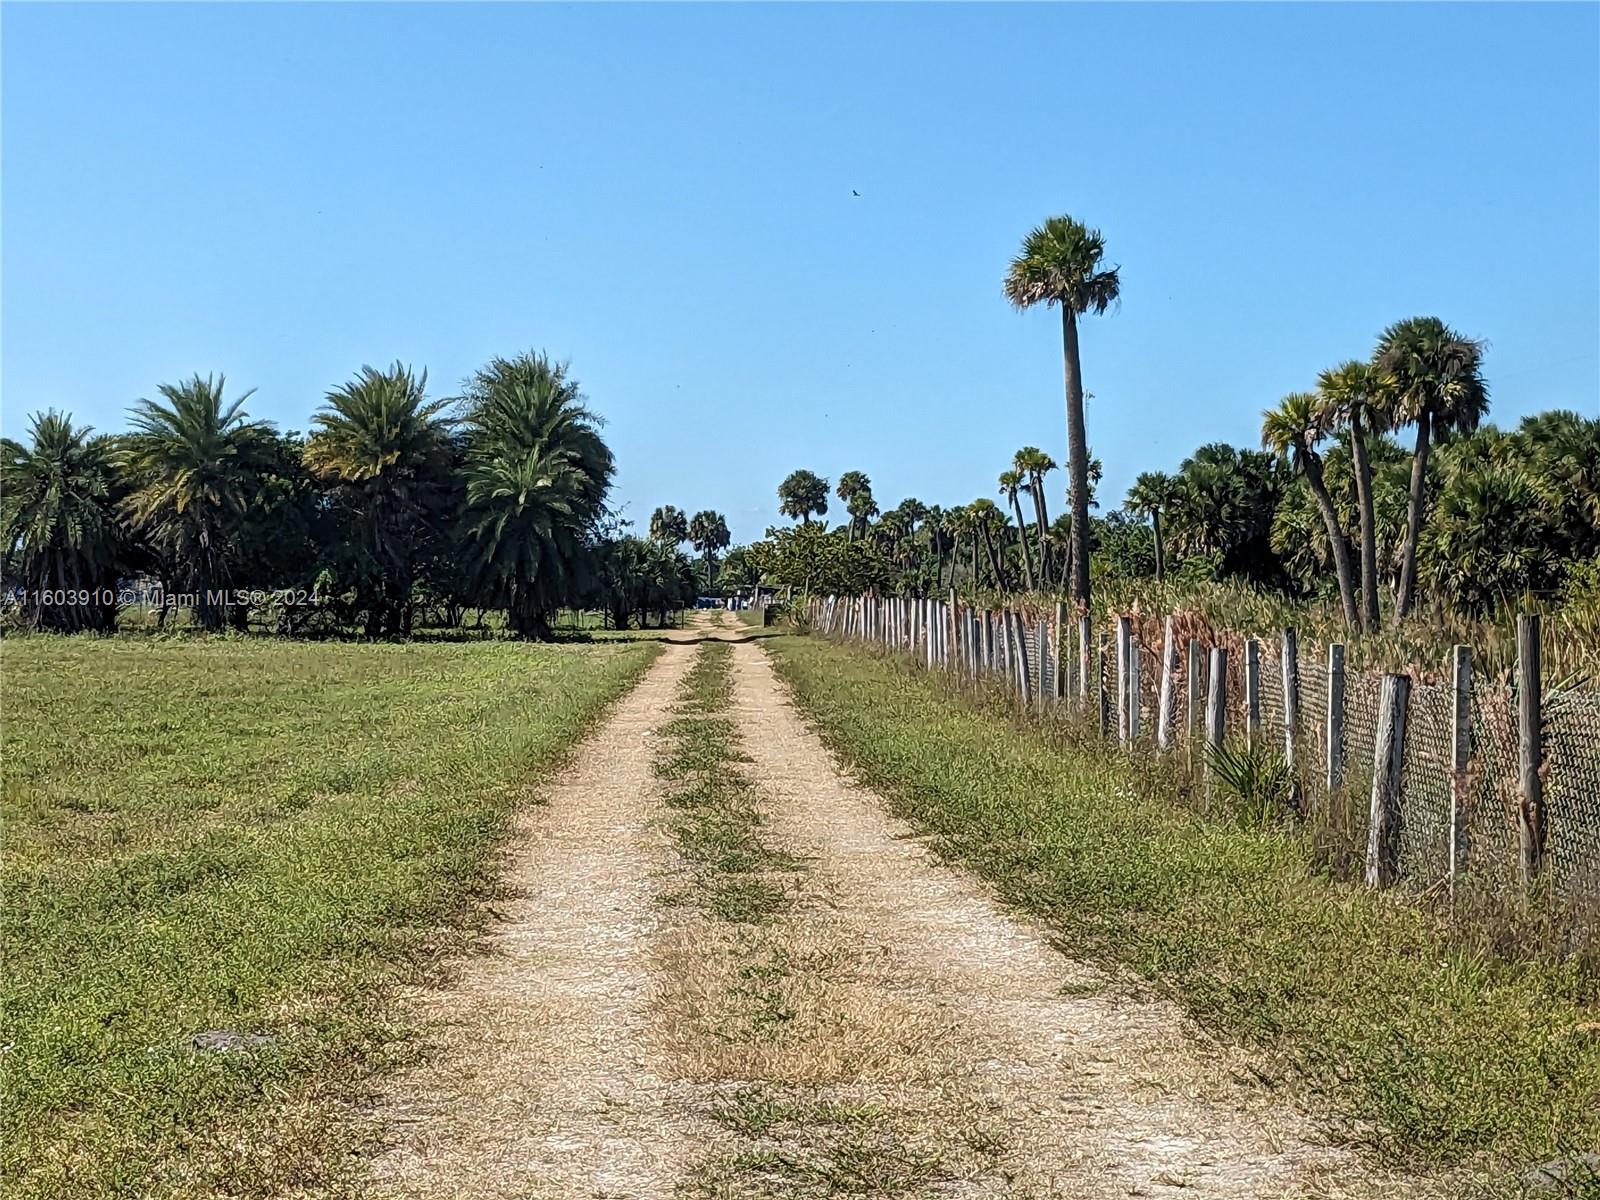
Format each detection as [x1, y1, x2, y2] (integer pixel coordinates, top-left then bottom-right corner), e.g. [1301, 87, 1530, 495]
[1186, 638, 1202, 769]
[1281, 628, 1301, 810]
[1449, 644, 1472, 890]
[1096, 632, 1110, 737]
[1365, 673, 1411, 888]
[1052, 602, 1067, 701]
[1156, 617, 1176, 750]
[1078, 614, 1092, 709]
[1517, 614, 1545, 886]
[1326, 643, 1346, 795]
[1127, 635, 1142, 743]
[1244, 639, 1261, 752]
[1205, 647, 1228, 787]
[1116, 616, 1132, 745]
[1036, 617, 1048, 704]
[1012, 611, 1032, 701]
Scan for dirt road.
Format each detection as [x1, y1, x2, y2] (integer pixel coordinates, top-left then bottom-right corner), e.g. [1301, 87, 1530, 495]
[366, 614, 1433, 1198]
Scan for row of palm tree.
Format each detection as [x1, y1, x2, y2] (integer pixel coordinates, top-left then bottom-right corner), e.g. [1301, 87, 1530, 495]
[1, 353, 653, 637]
[749, 213, 1588, 634]
[755, 387, 1595, 626]
[647, 504, 730, 587]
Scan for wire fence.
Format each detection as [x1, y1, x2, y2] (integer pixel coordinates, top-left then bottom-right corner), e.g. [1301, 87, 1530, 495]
[809, 593, 1600, 903]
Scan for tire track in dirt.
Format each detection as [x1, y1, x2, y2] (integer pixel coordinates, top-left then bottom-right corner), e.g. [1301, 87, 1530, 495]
[365, 641, 703, 1200]
[727, 638, 1442, 1199]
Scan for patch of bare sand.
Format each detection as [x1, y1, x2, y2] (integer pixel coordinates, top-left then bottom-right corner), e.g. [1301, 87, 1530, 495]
[728, 640, 1449, 1199]
[364, 643, 703, 1200]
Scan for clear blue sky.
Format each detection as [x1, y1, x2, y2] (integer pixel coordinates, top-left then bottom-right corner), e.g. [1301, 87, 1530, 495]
[4, 2, 1597, 543]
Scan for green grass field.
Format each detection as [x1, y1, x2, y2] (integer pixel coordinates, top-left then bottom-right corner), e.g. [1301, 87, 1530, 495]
[1, 636, 657, 1199]
[766, 634, 1600, 1187]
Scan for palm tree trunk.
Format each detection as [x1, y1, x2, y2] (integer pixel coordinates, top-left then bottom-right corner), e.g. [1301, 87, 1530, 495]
[980, 526, 1006, 591]
[1009, 494, 1037, 590]
[970, 534, 980, 588]
[1394, 411, 1431, 626]
[1028, 480, 1053, 585]
[1301, 448, 1359, 627]
[1350, 409, 1380, 631]
[1153, 509, 1165, 584]
[1061, 309, 1091, 609]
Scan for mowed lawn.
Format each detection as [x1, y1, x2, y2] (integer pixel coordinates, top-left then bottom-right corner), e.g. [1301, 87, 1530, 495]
[1, 636, 657, 1199]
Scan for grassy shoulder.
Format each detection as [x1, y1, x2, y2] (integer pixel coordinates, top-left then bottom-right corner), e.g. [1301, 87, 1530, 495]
[1, 636, 658, 1199]
[764, 634, 1600, 1187]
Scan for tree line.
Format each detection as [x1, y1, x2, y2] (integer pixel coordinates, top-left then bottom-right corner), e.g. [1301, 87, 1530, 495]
[2, 352, 704, 637]
[735, 214, 1597, 627]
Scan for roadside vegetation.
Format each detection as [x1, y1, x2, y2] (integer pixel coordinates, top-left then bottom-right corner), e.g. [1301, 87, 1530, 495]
[1, 636, 657, 1199]
[767, 633, 1600, 1190]
[2, 353, 719, 638]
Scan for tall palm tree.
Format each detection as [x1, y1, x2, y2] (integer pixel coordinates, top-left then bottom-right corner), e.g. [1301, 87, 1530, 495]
[967, 498, 1009, 590]
[777, 469, 829, 525]
[845, 489, 878, 542]
[1003, 215, 1120, 610]
[1125, 470, 1178, 584]
[649, 504, 689, 546]
[1014, 447, 1058, 584]
[305, 363, 454, 636]
[121, 374, 273, 630]
[458, 353, 613, 638]
[997, 468, 1037, 590]
[835, 470, 871, 541]
[688, 509, 731, 586]
[1262, 392, 1358, 625]
[1, 412, 124, 631]
[1316, 360, 1384, 630]
[1373, 317, 1488, 625]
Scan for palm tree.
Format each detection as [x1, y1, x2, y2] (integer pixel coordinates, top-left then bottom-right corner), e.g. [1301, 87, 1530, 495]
[778, 469, 829, 525]
[1316, 360, 1384, 630]
[1004, 215, 1120, 610]
[967, 498, 1009, 590]
[305, 363, 454, 636]
[649, 504, 689, 546]
[845, 489, 878, 542]
[1, 412, 124, 631]
[1124, 470, 1178, 584]
[458, 353, 613, 638]
[1262, 393, 1358, 625]
[1014, 447, 1058, 584]
[121, 374, 274, 630]
[997, 468, 1037, 590]
[688, 509, 731, 587]
[1373, 317, 1488, 625]
[835, 470, 871, 541]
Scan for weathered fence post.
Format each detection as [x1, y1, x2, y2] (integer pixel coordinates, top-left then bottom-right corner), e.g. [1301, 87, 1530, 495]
[1281, 628, 1300, 810]
[1205, 647, 1227, 788]
[1326, 643, 1346, 795]
[1052, 602, 1067, 701]
[1036, 616, 1048, 704]
[1186, 638, 1202, 769]
[1365, 673, 1411, 888]
[1096, 632, 1110, 737]
[1244, 639, 1261, 752]
[1517, 614, 1545, 886]
[1449, 644, 1472, 890]
[1127, 635, 1142, 743]
[1078, 614, 1092, 710]
[1015, 611, 1034, 702]
[1116, 616, 1132, 745]
[1157, 617, 1176, 750]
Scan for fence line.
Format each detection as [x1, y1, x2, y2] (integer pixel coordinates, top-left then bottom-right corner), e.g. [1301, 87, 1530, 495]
[807, 593, 1600, 903]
